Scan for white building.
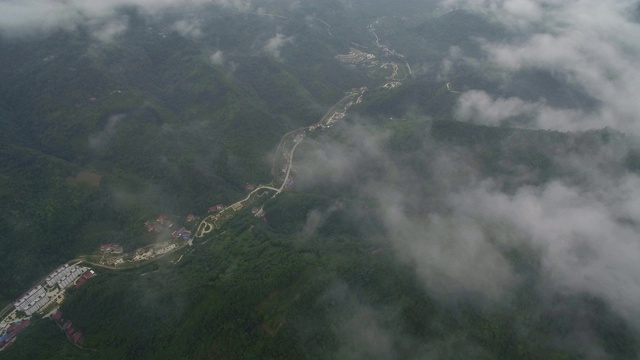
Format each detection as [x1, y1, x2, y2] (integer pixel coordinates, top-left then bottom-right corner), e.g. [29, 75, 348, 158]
[45, 264, 69, 288]
[24, 294, 48, 316]
[45, 264, 83, 290]
[14, 286, 46, 312]
[10, 264, 89, 318]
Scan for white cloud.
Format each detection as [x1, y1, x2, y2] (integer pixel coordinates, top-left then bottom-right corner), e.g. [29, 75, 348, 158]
[455, 90, 537, 126]
[0, 0, 251, 38]
[210, 50, 225, 65]
[454, 90, 612, 131]
[91, 16, 130, 42]
[89, 114, 126, 150]
[263, 32, 293, 59]
[171, 19, 203, 39]
[444, 0, 640, 134]
[450, 177, 640, 324]
[380, 203, 519, 302]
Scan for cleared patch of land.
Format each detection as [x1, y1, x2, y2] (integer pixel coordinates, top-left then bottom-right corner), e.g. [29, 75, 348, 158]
[65, 171, 102, 187]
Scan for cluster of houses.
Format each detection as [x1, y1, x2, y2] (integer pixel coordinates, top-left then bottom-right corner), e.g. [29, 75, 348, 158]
[172, 227, 191, 240]
[73, 270, 95, 290]
[145, 214, 174, 232]
[52, 311, 83, 345]
[0, 264, 95, 351]
[12, 264, 87, 317]
[132, 243, 177, 261]
[0, 319, 30, 351]
[21, 265, 94, 314]
[208, 204, 225, 213]
[251, 207, 265, 218]
[99, 243, 123, 254]
[13, 285, 48, 316]
[45, 264, 89, 290]
[335, 48, 377, 67]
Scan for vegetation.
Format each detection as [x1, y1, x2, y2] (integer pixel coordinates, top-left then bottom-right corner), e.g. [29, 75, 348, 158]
[0, 5, 363, 304]
[2, 2, 640, 359]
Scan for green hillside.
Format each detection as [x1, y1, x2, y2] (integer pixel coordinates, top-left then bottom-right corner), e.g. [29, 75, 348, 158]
[2, 1, 640, 359]
[0, 5, 365, 303]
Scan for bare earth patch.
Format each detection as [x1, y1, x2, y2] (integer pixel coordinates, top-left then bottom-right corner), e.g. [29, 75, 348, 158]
[65, 171, 102, 187]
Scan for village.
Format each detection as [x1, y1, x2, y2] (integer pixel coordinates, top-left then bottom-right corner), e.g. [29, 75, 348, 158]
[0, 22, 403, 350]
[93, 214, 196, 267]
[0, 83, 367, 351]
[0, 263, 95, 351]
[336, 17, 411, 92]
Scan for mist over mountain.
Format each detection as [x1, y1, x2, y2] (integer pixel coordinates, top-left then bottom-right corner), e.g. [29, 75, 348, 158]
[1, 1, 640, 359]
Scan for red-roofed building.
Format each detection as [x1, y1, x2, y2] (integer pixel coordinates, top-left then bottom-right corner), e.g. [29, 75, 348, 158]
[72, 332, 83, 343]
[100, 243, 122, 253]
[100, 243, 115, 251]
[245, 183, 255, 191]
[74, 270, 95, 289]
[208, 204, 225, 212]
[73, 277, 87, 289]
[66, 327, 75, 336]
[52, 311, 62, 320]
[0, 320, 30, 350]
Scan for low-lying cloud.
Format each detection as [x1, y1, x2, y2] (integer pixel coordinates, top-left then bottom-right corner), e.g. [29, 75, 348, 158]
[441, 0, 640, 134]
[295, 114, 640, 340]
[171, 19, 203, 39]
[0, 0, 251, 38]
[452, 178, 640, 323]
[210, 50, 225, 65]
[263, 32, 293, 59]
[455, 90, 609, 131]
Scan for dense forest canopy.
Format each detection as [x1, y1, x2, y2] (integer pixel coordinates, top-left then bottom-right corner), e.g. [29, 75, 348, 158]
[2, 0, 640, 359]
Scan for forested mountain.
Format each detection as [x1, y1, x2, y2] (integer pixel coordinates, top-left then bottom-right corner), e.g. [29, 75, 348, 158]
[2, 1, 640, 359]
[0, 3, 364, 302]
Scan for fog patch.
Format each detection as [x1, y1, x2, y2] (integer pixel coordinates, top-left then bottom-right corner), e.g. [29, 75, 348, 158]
[263, 32, 293, 59]
[377, 195, 518, 302]
[302, 202, 344, 238]
[442, 0, 640, 134]
[0, 0, 252, 38]
[451, 178, 640, 326]
[89, 113, 126, 150]
[171, 19, 202, 39]
[320, 282, 397, 359]
[336, 305, 395, 359]
[210, 50, 225, 65]
[89, 16, 129, 42]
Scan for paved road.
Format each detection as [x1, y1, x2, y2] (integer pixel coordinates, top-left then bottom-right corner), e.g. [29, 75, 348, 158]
[1, 19, 408, 330]
[276, 136, 303, 195]
[271, 92, 355, 178]
[0, 303, 14, 320]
